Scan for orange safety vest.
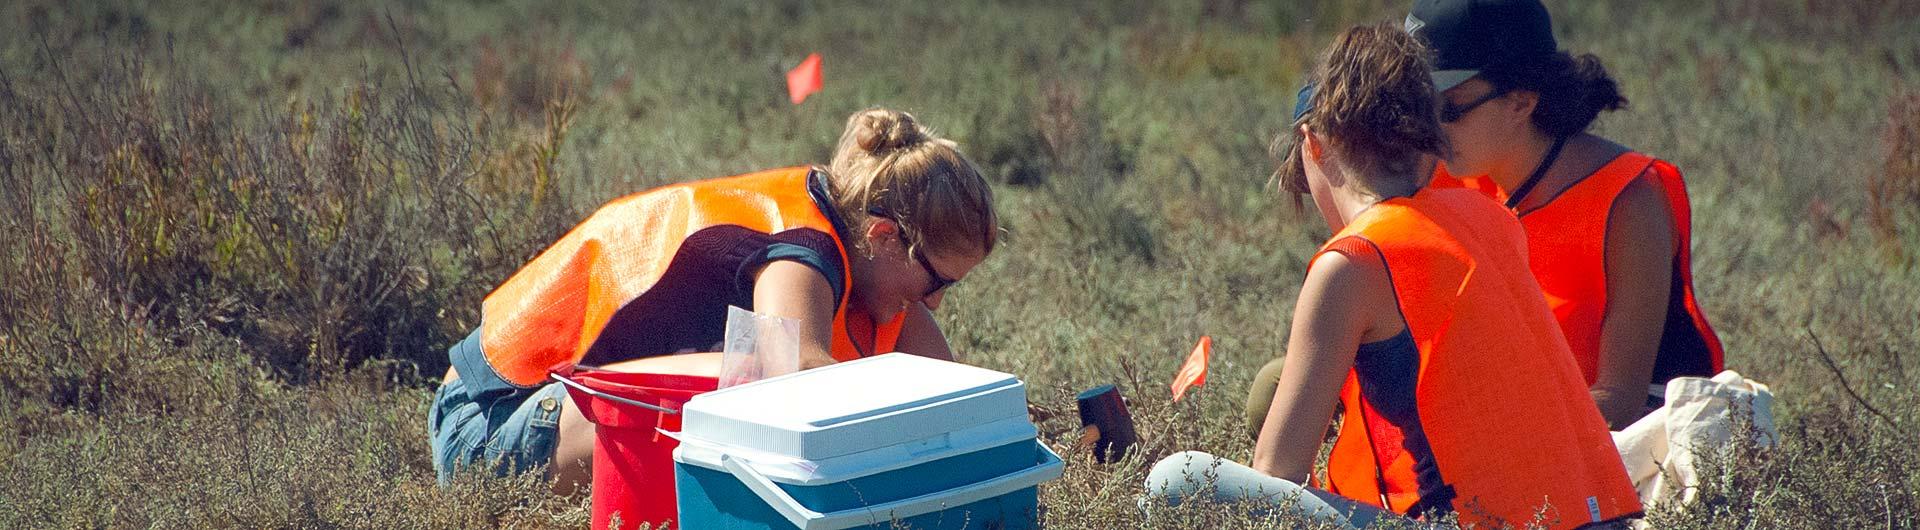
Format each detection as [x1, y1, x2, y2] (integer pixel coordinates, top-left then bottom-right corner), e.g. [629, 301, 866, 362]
[1432, 153, 1725, 385]
[474, 167, 902, 388]
[1316, 188, 1642, 529]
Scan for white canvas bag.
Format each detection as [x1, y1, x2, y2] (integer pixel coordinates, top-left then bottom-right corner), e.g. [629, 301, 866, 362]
[1612, 370, 1776, 512]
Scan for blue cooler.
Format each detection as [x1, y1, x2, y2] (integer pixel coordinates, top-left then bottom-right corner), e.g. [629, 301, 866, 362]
[672, 353, 1063, 530]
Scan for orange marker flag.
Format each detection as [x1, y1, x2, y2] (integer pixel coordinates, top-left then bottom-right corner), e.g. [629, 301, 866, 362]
[786, 53, 823, 105]
[1170, 336, 1211, 402]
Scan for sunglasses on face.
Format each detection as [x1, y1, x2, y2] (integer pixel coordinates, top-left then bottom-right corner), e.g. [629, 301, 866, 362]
[908, 244, 956, 299]
[1440, 86, 1510, 123]
[868, 207, 958, 298]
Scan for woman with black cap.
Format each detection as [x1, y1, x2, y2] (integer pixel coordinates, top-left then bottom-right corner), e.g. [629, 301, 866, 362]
[1408, 0, 1726, 428]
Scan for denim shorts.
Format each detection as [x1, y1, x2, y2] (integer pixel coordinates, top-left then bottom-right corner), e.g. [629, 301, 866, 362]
[428, 375, 567, 482]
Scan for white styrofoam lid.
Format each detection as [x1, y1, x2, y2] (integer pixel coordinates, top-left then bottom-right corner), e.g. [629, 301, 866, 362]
[677, 353, 1028, 461]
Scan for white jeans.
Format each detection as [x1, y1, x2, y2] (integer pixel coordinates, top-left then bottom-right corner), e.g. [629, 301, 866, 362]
[1141, 451, 1406, 528]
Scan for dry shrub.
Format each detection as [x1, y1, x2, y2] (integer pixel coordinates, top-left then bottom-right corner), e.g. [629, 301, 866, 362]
[471, 37, 595, 120]
[0, 39, 580, 387]
[1037, 78, 1132, 181]
[1646, 400, 1920, 529]
[969, 96, 1050, 187]
[1868, 87, 1920, 265]
[0, 35, 593, 527]
[1032, 77, 1156, 264]
[1711, 0, 1920, 41]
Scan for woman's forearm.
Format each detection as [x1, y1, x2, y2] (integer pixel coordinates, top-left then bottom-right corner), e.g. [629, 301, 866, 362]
[1595, 177, 1675, 429]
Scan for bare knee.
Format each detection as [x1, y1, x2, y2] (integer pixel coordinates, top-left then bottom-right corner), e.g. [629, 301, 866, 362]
[1245, 356, 1288, 441]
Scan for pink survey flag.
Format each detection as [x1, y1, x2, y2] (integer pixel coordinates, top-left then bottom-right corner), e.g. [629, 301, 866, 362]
[787, 53, 823, 105]
[1170, 336, 1211, 402]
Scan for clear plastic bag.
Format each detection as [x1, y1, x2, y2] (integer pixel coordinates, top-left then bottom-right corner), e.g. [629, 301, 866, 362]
[718, 305, 801, 388]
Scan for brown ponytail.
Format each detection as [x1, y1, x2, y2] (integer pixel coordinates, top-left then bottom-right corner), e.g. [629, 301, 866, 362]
[1480, 51, 1629, 137]
[1274, 22, 1449, 199]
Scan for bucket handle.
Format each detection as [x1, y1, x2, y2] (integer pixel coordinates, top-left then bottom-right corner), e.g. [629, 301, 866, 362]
[720, 444, 1063, 530]
[549, 372, 679, 415]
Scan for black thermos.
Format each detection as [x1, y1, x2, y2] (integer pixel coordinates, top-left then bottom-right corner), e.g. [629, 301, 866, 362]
[1075, 384, 1138, 463]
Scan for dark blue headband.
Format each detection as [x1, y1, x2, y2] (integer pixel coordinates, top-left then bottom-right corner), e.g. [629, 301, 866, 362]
[1291, 82, 1316, 123]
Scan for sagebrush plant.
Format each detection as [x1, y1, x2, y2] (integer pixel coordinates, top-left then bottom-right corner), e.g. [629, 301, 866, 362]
[1869, 87, 1920, 267]
[2, 0, 1917, 528]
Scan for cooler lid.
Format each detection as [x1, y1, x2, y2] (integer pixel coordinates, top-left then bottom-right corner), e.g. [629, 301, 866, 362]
[677, 353, 1028, 461]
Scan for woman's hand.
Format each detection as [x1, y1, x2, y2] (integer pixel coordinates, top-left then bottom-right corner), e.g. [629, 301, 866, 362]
[891, 301, 955, 361]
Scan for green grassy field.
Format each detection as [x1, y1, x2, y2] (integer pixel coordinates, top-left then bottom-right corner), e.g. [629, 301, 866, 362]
[2, 0, 1917, 527]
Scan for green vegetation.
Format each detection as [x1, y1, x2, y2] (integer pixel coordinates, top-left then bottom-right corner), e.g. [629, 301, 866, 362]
[2, 0, 1916, 527]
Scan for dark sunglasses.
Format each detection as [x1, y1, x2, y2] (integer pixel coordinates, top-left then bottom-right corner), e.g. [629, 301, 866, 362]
[908, 244, 956, 298]
[868, 206, 958, 298]
[1439, 87, 1509, 123]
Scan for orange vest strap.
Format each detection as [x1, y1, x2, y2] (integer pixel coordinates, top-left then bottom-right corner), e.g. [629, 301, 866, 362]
[1645, 159, 1727, 375]
[1320, 236, 1383, 268]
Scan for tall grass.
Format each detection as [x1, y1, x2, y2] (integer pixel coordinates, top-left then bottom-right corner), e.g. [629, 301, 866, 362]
[1, 0, 1916, 527]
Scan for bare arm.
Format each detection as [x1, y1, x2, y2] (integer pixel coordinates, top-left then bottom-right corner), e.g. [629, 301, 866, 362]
[891, 301, 955, 361]
[1251, 251, 1398, 481]
[1593, 175, 1674, 428]
[752, 260, 840, 370]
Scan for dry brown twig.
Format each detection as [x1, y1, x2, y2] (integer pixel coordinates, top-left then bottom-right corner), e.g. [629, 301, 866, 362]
[1805, 321, 1896, 426]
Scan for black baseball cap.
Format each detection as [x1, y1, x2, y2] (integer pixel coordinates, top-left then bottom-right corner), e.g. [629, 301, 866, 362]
[1405, 0, 1558, 91]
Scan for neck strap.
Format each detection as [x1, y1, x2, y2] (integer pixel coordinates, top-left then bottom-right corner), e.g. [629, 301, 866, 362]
[1505, 135, 1570, 210]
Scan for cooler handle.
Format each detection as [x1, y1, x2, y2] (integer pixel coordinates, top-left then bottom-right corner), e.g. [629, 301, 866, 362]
[720, 444, 1063, 530]
[548, 372, 679, 415]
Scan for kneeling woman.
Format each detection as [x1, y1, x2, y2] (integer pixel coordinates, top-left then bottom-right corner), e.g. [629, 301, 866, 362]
[1145, 25, 1637, 529]
[428, 108, 999, 493]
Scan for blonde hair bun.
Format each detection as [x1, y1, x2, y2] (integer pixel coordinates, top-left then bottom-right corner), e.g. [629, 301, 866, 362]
[827, 107, 998, 258]
[851, 108, 927, 154]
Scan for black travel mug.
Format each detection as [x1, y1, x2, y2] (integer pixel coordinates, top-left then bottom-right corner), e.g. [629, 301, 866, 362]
[1076, 384, 1138, 463]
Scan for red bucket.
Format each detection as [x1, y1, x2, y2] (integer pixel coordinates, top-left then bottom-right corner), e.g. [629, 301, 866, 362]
[557, 369, 718, 529]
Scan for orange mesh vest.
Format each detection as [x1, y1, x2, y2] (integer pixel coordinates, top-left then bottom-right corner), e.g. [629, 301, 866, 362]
[1433, 154, 1725, 384]
[473, 167, 902, 388]
[1317, 188, 1641, 529]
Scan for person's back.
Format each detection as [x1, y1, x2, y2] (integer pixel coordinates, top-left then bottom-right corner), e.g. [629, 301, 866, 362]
[1316, 186, 1639, 527]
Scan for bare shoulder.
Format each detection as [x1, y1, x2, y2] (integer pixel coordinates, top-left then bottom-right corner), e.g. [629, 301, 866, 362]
[1576, 134, 1632, 160]
[755, 260, 835, 298]
[1305, 243, 1402, 342]
[1605, 171, 1677, 263]
[1550, 134, 1634, 193]
[751, 260, 836, 330]
[1612, 170, 1676, 232]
